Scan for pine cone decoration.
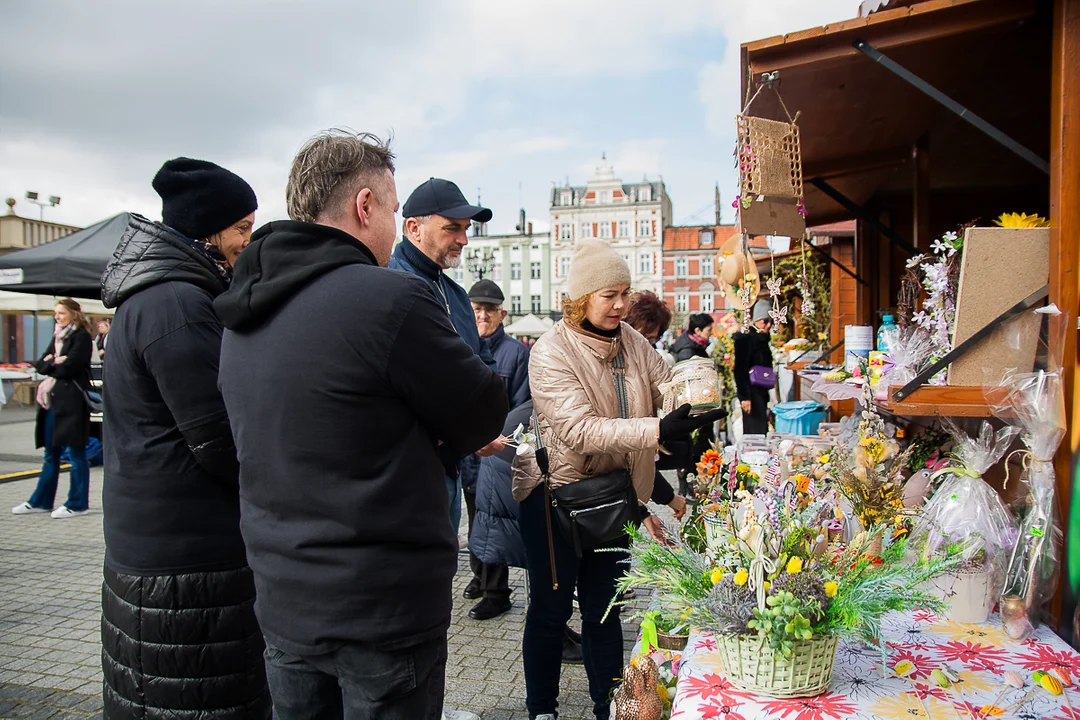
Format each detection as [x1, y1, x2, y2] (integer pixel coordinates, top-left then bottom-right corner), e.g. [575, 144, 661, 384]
[614, 655, 663, 720]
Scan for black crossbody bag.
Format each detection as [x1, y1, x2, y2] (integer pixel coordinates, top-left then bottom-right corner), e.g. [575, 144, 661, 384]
[538, 350, 640, 560]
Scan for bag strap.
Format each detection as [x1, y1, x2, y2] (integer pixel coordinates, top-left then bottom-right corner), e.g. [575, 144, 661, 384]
[612, 349, 629, 419]
[532, 410, 559, 590]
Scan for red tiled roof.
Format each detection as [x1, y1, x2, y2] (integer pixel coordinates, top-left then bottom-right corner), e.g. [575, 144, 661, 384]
[663, 224, 747, 251]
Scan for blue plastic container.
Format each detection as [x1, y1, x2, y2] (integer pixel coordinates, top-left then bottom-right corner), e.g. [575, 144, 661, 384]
[772, 401, 827, 436]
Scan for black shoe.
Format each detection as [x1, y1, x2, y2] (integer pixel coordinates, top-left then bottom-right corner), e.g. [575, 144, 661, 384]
[468, 597, 512, 621]
[564, 625, 581, 644]
[562, 632, 583, 665]
[463, 578, 482, 600]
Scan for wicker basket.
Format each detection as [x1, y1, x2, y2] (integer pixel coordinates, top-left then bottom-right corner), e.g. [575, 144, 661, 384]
[715, 633, 839, 697]
[656, 630, 689, 651]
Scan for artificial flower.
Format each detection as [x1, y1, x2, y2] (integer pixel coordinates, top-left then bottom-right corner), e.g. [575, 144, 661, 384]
[994, 212, 1048, 228]
[733, 569, 749, 586]
[824, 581, 838, 598]
[711, 569, 724, 585]
[786, 556, 804, 574]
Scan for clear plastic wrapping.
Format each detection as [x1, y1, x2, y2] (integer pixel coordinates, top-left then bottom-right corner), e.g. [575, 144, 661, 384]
[873, 328, 934, 401]
[907, 421, 1019, 614]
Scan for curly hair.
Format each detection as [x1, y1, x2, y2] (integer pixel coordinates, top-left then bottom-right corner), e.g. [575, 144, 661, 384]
[561, 293, 590, 326]
[624, 291, 672, 340]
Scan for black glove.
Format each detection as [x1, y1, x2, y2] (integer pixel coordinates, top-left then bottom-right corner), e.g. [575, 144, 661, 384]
[659, 404, 728, 443]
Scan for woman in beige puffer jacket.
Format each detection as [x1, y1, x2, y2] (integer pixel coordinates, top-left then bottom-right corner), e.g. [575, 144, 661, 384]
[515, 239, 724, 720]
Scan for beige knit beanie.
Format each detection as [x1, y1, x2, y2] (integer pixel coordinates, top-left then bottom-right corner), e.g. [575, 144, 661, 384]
[567, 238, 632, 301]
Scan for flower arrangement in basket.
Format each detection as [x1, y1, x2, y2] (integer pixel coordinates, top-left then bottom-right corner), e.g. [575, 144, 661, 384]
[608, 471, 960, 698]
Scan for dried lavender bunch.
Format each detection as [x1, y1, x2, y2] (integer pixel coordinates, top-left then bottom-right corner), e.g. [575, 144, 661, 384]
[697, 576, 757, 634]
[770, 572, 829, 622]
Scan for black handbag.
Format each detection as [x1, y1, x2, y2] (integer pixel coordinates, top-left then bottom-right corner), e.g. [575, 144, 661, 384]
[540, 350, 640, 558]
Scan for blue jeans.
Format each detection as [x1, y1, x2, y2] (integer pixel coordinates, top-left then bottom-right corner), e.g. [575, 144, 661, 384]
[446, 473, 462, 535]
[519, 488, 628, 720]
[263, 632, 447, 720]
[28, 409, 89, 511]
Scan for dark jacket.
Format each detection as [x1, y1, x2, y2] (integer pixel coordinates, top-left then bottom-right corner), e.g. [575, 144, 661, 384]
[488, 324, 531, 409]
[215, 221, 508, 655]
[34, 328, 92, 449]
[671, 330, 709, 363]
[99, 214, 268, 719]
[390, 239, 496, 490]
[733, 327, 774, 402]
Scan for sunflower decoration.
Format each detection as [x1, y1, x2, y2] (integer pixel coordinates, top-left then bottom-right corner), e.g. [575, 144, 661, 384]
[993, 212, 1049, 228]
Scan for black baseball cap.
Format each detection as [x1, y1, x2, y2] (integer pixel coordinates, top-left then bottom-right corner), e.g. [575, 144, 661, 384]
[403, 178, 492, 222]
[468, 279, 505, 305]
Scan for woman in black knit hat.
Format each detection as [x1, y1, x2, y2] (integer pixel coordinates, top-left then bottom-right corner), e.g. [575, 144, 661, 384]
[99, 159, 270, 720]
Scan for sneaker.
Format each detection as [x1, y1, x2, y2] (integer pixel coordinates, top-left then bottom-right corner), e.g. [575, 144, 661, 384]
[442, 711, 480, 720]
[12, 502, 49, 515]
[50, 506, 89, 519]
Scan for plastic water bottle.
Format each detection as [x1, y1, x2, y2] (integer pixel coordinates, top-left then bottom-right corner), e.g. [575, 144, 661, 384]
[877, 315, 897, 353]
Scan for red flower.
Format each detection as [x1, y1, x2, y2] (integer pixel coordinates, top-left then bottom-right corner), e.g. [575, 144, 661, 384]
[694, 636, 718, 652]
[680, 673, 751, 703]
[909, 683, 949, 702]
[759, 693, 858, 720]
[911, 609, 939, 624]
[891, 649, 936, 680]
[697, 700, 748, 720]
[872, 557, 883, 565]
[1015, 645, 1080, 676]
[937, 641, 1008, 668]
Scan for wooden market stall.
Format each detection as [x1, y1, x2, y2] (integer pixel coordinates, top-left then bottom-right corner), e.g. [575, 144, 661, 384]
[739, 0, 1078, 629]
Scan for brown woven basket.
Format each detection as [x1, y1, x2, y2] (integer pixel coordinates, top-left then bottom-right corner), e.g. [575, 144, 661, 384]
[715, 633, 839, 698]
[656, 630, 689, 652]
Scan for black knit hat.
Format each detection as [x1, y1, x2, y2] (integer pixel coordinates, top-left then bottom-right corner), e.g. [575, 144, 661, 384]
[152, 158, 258, 240]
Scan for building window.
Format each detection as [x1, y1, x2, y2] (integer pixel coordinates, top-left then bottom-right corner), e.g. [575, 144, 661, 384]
[599, 222, 611, 239]
[700, 229, 714, 246]
[580, 222, 591, 239]
[600, 191, 611, 204]
[559, 256, 570, 277]
[531, 295, 542, 313]
[639, 186, 652, 202]
[511, 262, 521, 280]
[701, 292, 714, 314]
[559, 224, 571, 241]
[454, 268, 465, 283]
[530, 262, 541, 280]
[491, 262, 502, 281]
[560, 190, 571, 206]
[639, 253, 652, 275]
[511, 296, 522, 314]
[617, 220, 629, 237]
[638, 220, 652, 236]
[675, 257, 688, 277]
[675, 293, 689, 313]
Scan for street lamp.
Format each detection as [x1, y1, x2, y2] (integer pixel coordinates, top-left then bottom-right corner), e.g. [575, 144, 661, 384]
[25, 191, 60, 220]
[465, 247, 495, 280]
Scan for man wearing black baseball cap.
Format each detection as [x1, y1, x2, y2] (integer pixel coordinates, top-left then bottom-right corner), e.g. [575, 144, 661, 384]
[390, 178, 497, 540]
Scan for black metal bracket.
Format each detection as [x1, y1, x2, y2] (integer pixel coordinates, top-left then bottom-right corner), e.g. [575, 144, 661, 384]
[809, 177, 921, 256]
[891, 284, 1050, 402]
[803, 238, 870, 287]
[853, 39, 1050, 175]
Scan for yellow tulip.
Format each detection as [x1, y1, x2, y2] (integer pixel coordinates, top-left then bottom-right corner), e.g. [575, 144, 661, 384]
[734, 569, 749, 586]
[710, 569, 724, 585]
[824, 581, 838, 598]
[657, 684, 670, 702]
[786, 556, 804, 574]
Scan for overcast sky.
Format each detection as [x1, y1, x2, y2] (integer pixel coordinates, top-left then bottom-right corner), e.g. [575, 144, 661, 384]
[1, 0, 854, 235]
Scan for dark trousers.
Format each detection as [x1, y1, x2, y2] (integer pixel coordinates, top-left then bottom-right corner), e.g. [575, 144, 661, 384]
[463, 489, 511, 600]
[519, 488, 626, 720]
[28, 408, 90, 511]
[742, 387, 771, 435]
[263, 632, 447, 720]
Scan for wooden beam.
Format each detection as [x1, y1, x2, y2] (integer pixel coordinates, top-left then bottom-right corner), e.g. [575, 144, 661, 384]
[913, 134, 932, 252]
[1051, 0, 1080, 639]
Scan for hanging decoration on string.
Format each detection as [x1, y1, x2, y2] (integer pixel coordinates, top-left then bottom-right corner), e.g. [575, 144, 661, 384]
[766, 248, 788, 328]
[715, 232, 760, 315]
[799, 236, 816, 319]
[734, 71, 806, 239]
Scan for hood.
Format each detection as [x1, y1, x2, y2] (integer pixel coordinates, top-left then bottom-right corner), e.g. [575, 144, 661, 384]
[101, 214, 229, 308]
[214, 220, 378, 332]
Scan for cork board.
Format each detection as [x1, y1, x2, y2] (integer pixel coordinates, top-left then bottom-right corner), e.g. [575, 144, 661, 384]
[948, 227, 1049, 386]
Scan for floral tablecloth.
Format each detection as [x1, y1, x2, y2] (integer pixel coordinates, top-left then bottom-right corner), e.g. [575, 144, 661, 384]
[672, 611, 1080, 720]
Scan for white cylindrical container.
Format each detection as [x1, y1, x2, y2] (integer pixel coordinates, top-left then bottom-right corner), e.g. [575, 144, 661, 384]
[844, 325, 874, 372]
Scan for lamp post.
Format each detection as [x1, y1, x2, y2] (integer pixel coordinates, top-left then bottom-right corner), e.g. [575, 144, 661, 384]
[25, 191, 60, 220]
[465, 247, 495, 281]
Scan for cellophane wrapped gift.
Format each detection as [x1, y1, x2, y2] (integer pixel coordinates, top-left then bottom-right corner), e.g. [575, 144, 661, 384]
[990, 367, 1067, 639]
[873, 328, 934, 401]
[906, 420, 1019, 622]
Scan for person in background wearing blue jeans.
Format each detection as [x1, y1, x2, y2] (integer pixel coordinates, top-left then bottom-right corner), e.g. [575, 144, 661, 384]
[12, 298, 93, 519]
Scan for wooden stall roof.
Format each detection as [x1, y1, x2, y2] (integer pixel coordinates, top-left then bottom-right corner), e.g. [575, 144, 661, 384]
[740, 0, 1049, 226]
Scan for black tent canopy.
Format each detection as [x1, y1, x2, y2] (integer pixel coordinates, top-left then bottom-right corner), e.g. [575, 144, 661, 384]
[0, 213, 129, 300]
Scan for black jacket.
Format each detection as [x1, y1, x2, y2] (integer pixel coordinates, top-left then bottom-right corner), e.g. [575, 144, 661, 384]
[215, 221, 508, 655]
[671, 330, 709, 363]
[733, 327, 774, 401]
[99, 214, 267, 719]
[34, 328, 92, 449]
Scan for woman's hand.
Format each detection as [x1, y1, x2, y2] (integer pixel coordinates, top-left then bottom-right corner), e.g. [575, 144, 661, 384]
[43, 354, 54, 363]
[668, 494, 687, 521]
[476, 437, 506, 457]
[741, 400, 752, 414]
[658, 404, 727, 443]
[643, 514, 667, 544]
[54, 355, 67, 364]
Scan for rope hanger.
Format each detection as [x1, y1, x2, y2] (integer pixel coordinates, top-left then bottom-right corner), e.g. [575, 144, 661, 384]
[742, 70, 800, 125]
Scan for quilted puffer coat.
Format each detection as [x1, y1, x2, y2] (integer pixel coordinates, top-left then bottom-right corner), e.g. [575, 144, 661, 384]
[514, 321, 672, 504]
[102, 566, 271, 719]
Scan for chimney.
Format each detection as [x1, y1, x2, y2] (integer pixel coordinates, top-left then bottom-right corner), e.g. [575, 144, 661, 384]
[516, 208, 527, 235]
[527, 221, 533, 235]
